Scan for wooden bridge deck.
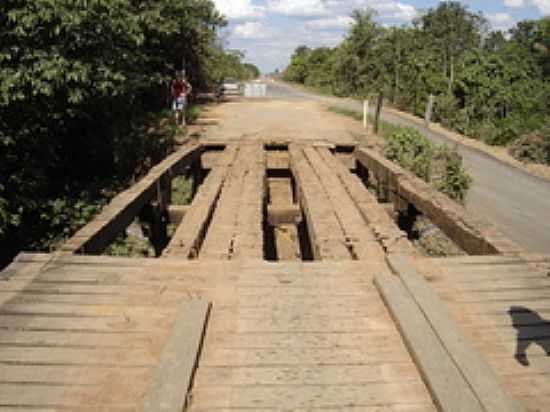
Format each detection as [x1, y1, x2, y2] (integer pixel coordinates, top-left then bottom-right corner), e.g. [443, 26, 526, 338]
[0, 140, 547, 411]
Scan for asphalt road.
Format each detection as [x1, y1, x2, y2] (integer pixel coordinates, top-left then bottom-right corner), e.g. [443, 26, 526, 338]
[267, 80, 550, 254]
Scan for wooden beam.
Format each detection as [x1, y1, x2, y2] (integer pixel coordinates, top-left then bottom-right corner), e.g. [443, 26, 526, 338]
[387, 254, 524, 412]
[302, 146, 383, 261]
[143, 299, 211, 412]
[267, 205, 301, 226]
[200, 143, 265, 260]
[59, 142, 201, 254]
[163, 144, 238, 258]
[268, 178, 301, 261]
[374, 272, 484, 412]
[317, 148, 413, 254]
[167, 205, 190, 226]
[289, 144, 351, 261]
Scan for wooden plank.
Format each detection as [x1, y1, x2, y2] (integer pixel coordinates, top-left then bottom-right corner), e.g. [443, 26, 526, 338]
[167, 205, 189, 225]
[267, 204, 301, 225]
[288, 144, 350, 260]
[268, 178, 301, 261]
[387, 254, 524, 412]
[143, 299, 210, 412]
[303, 146, 383, 261]
[318, 148, 413, 254]
[374, 272, 484, 412]
[231, 143, 266, 260]
[164, 144, 238, 258]
[190, 383, 434, 409]
[59, 142, 200, 254]
[194, 363, 422, 386]
[200, 143, 265, 260]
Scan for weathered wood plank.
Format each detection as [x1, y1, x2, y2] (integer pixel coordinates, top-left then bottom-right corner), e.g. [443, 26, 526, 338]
[59, 142, 200, 254]
[164, 144, 238, 258]
[374, 272, 484, 412]
[318, 148, 413, 254]
[288, 144, 350, 260]
[190, 382, 434, 409]
[387, 254, 523, 412]
[303, 146, 383, 261]
[199, 143, 265, 260]
[268, 178, 301, 260]
[231, 143, 266, 260]
[143, 299, 210, 412]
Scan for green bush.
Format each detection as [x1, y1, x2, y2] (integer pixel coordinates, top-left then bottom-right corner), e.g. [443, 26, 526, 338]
[509, 123, 550, 165]
[385, 129, 434, 181]
[385, 129, 472, 203]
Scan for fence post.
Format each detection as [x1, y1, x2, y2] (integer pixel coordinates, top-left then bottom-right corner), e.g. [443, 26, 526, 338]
[374, 92, 384, 135]
[425, 94, 435, 128]
[363, 100, 369, 130]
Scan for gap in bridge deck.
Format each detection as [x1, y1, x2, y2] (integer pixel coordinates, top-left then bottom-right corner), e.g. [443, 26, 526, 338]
[265, 146, 311, 262]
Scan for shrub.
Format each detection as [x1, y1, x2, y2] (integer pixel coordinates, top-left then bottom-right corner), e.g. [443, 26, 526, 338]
[385, 129, 472, 203]
[509, 123, 550, 165]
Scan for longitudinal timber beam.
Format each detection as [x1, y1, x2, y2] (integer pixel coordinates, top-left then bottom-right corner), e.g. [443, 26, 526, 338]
[288, 144, 351, 260]
[200, 143, 265, 260]
[59, 142, 201, 255]
[302, 146, 383, 261]
[317, 148, 413, 254]
[163, 144, 239, 259]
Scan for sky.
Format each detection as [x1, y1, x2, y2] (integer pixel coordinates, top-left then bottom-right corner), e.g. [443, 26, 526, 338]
[211, 0, 549, 73]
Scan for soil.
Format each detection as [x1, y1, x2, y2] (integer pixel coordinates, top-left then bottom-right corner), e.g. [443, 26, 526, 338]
[201, 99, 370, 144]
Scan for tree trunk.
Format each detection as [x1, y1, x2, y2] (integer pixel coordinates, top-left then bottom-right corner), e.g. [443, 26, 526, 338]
[448, 54, 455, 94]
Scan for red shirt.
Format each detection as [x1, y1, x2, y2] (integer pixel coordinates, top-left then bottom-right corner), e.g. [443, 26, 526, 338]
[171, 79, 190, 98]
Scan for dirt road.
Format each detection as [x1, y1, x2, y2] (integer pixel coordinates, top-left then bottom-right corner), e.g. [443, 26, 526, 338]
[203, 99, 363, 144]
[252, 80, 549, 255]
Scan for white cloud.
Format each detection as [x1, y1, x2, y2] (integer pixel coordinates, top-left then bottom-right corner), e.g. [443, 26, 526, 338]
[213, 0, 265, 20]
[374, 2, 418, 22]
[487, 12, 516, 31]
[305, 16, 354, 30]
[268, 0, 330, 17]
[504, 0, 525, 7]
[233, 22, 270, 39]
[503, 0, 550, 14]
[531, 0, 550, 14]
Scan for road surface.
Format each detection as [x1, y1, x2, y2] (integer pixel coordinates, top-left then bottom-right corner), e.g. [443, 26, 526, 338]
[267, 80, 550, 254]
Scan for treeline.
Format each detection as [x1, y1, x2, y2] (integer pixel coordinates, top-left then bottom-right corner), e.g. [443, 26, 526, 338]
[0, 0, 258, 267]
[285, 2, 550, 161]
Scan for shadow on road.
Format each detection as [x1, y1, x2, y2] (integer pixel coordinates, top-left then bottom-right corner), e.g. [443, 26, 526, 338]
[509, 306, 550, 366]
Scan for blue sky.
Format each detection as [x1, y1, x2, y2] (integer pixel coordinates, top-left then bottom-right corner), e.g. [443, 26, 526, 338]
[212, 0, 549, 73]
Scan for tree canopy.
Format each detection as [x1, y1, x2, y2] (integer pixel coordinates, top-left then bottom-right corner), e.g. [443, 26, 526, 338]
[0, 0, 257, 267]
[284, 2, 549, 155]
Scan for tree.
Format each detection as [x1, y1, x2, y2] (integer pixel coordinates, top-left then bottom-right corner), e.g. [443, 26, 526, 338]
[418, 1, 487, 93]
[0, 0, 251, 267]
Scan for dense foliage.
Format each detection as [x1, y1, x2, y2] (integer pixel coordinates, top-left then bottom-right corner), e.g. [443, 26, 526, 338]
[385, 129, 472, 203]
[0, 0, 258, 267]
[285, 2, 550, 162]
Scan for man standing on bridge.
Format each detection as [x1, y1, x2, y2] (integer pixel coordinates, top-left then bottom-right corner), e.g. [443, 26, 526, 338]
[171, 71, 192, 126]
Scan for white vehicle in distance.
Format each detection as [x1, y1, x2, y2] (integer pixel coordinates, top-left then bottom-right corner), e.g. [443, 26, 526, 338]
[219, 78, 241, 97]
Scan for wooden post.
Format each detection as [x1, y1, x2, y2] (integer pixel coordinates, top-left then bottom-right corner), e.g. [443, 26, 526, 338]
[363, 100, 369, 130]
[150, 202, 168, 257]
[425, 94, 435, 127]
[374, 92, 384, 135]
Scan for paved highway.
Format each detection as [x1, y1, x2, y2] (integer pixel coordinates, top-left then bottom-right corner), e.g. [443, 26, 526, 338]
[267, 80, 550, 254]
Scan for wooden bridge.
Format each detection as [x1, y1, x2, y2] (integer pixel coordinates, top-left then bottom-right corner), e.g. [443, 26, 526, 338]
[1, 140, 549, 411]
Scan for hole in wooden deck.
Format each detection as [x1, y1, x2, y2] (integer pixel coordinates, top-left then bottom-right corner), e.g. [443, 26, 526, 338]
[266, 159, 311, 261]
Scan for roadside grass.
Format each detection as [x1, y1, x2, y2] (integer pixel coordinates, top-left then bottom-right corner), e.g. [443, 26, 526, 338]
[327, 106, 402, 139]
